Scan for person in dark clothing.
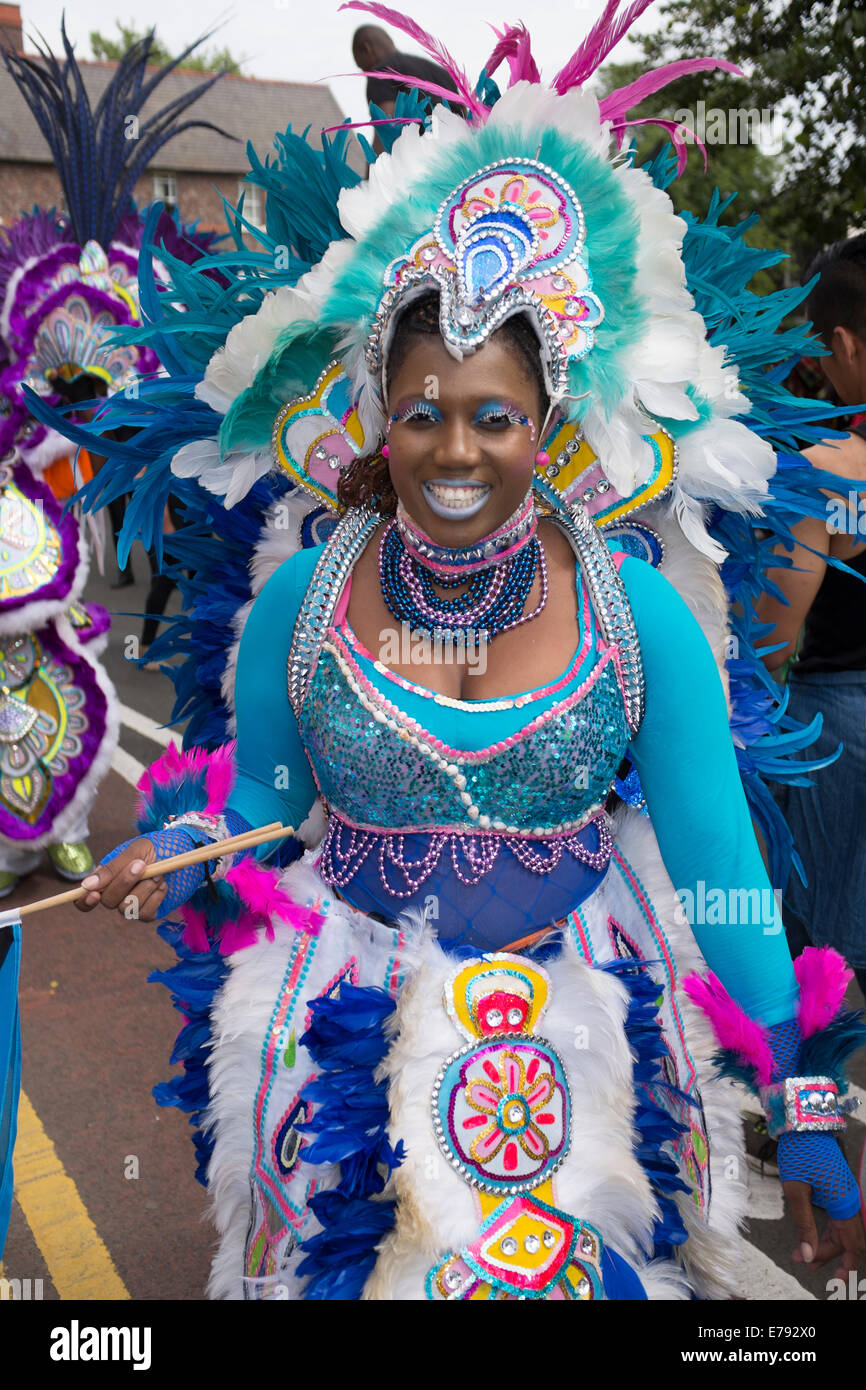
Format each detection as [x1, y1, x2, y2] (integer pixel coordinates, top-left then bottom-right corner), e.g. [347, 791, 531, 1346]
[352, 24, 462, 158]
[758, 234, 866, 997]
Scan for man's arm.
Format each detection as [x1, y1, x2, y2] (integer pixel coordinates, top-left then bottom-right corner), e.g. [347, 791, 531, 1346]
[755, 438, 865, 670]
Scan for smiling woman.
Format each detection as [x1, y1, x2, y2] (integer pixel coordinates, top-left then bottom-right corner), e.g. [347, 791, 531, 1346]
[34, 1, 866, 1305]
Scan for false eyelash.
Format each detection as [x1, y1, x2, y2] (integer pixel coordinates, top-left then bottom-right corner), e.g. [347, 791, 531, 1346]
[475, 403, 536, 438]
[390, 401, 442, 425]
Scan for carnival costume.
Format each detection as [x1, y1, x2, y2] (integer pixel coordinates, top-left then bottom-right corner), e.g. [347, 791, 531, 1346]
[34, 2, 866, 1299]
[0, 27, 227, 887]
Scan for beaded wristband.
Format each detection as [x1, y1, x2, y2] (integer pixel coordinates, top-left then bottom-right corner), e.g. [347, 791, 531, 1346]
[163, 811, 231, 880]
[759, 1076, 858, 1140]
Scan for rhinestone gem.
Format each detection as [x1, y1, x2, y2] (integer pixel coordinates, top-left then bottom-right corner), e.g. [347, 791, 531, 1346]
[487, 1009, 503, 1027]
[577, 1277, 591, 1298]
[507, 1103, 524, 1124]
[564, 297, 584, 315]
[421, 246, 437, 261]
[524, 1234, 540, 1254]
[565, 437, 579, 454]
[328, 455, 341, 469]
[443, 1268, 462, 1290]
[507, 1007, 522, 1025]
[542, 1229, 556, 1248]
[500, 1237, 518, 1256]
[455, 306, 474, 326]
[580, 1234, 595, 1255]
[552, 274, 570, 291]
[314, 445, 327, 459]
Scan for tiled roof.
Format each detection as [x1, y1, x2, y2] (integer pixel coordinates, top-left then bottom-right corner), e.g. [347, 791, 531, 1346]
[0, 60, 348, 172]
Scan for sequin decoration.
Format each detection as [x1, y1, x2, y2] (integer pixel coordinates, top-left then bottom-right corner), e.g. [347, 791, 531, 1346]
[426, 1198, 605, 1301]
[273, 361, 367, 509]
[0, 479, 63, 600]
[371, 159, 604, 404]
[300, 639, 628, 836]
[433, 1037, 570, 1192]
[425, 956, 609, 1301]
[0, 627, 104, 833]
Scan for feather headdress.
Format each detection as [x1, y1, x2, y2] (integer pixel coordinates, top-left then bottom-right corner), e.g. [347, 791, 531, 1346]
[0, 19, 231, 468]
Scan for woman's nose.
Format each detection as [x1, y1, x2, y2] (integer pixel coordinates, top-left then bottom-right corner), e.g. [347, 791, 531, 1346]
[434, 417, 483, 467]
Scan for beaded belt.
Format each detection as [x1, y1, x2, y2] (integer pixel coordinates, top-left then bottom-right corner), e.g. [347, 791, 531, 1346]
[319, 814, 614, 901]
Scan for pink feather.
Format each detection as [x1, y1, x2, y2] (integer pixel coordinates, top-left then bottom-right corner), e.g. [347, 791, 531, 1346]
[484, 22, 541, 86]
[225, 859, 325, 941]
[180, 904, 210, 953]
[682, 970, 775, 1087]
[204, 741, 237, 814]
[218, 915, 261, 955]
[610, 114, 706, 175]
[794, 946, 853, 1039]
[340, 1, 488, 120]
[553, 0, 657, 93]
[600, 57, 742, 124]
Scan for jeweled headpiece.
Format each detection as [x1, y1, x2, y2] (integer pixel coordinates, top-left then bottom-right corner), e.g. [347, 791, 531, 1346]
[369, 157, 604, 407]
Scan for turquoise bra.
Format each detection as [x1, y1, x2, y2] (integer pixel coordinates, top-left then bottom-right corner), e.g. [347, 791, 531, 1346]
[292, 502, 641, 846]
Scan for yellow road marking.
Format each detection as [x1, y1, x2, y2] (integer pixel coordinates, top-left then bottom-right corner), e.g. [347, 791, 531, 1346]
[13, 1090, 130, 1300]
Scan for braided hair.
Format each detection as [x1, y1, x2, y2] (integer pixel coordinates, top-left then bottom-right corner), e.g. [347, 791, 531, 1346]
[337, 290, 549, 514]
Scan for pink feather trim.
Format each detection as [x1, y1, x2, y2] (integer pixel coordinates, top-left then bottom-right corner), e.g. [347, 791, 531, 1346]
[794, 946, 852, 1039]
[600, 58, 742, 125]
[553, 0, 656, 93]
[180, 904, 210, 953]
[215, 858, 326, 955]
[136, 740, 237, 817]
[682, 970, 774, 1087]
[610, 115, 706, 176]
[204, 742, 237, 814]
[484, 22, 541, 87]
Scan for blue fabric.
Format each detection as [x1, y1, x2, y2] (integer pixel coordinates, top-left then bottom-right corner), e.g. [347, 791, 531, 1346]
[768, 1018, 861, 1220]
[622, 556, 798, 1026]
[0, 920, 21, 1257]
[101, 811, 255, 916]
[228, 545, 798, 1025]
[773, 671, 866, 967]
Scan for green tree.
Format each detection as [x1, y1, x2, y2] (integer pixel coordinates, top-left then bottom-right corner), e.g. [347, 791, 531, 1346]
[635, 0, 866, 272]
[90, 21, 242, 73]
[597, 58, 812, 291]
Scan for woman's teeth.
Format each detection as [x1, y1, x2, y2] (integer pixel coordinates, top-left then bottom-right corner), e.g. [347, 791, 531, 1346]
[422, 481, 491, 519]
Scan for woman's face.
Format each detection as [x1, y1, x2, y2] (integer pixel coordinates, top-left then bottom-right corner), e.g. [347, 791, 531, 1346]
[385, 331, 544, 545]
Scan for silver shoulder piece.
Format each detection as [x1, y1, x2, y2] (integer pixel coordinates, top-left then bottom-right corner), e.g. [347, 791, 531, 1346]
[536, 478, 645, 737]
[287, 505, 381, 718]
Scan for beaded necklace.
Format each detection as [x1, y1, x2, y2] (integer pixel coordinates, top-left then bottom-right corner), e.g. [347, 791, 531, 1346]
[378, 509, 548, 648]
[395, 489, 537, 577]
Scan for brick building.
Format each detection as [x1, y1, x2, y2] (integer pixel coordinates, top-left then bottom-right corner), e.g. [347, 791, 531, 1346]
[0, 4, 355, 233]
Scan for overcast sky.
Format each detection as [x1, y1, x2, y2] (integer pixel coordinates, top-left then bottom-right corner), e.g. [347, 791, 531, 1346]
[19, 1, 666, 125]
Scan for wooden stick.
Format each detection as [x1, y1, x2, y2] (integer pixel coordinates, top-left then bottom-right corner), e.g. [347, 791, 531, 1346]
[15, 822, 296, 919]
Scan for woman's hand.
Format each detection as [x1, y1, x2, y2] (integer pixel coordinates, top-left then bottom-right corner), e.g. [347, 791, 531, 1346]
[75, 837, 169, 922]
[786, 1179, 865, 1281]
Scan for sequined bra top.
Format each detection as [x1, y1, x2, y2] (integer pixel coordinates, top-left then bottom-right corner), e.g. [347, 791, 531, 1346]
[287, 495, 645, 843]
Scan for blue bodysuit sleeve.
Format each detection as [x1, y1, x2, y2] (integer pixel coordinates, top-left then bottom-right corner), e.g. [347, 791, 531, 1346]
[620, 555, 798, 1026]
[227, 547, 322, 847]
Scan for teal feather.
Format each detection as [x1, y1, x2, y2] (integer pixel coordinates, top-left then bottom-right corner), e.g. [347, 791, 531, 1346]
[219, 324, 341, 455]
[320, 120, 643, 419]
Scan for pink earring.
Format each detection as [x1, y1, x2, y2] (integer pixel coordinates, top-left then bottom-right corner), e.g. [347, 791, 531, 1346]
[381, 443, 390, 459]
[535, 450, 549, 467]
